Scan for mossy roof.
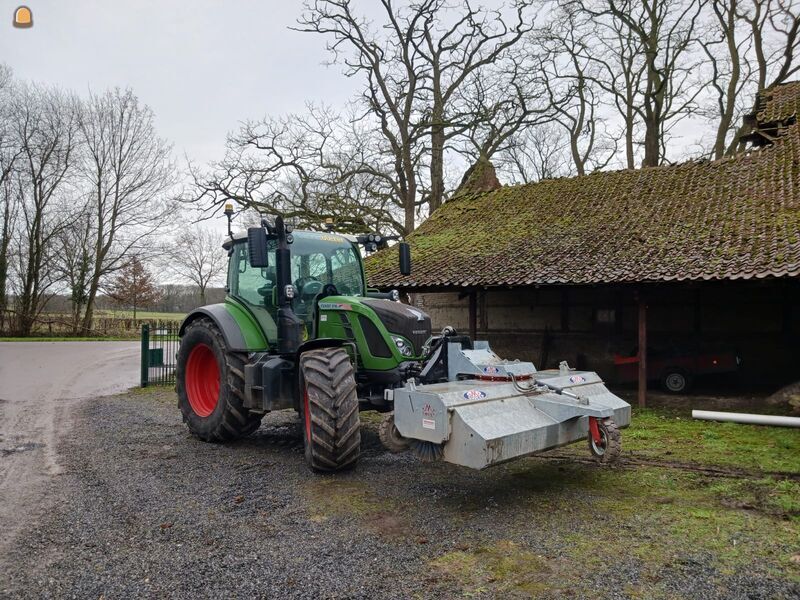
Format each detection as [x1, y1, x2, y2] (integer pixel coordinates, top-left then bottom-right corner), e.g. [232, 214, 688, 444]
[367, 85, 800, 289]
[755, 81, 800, 125]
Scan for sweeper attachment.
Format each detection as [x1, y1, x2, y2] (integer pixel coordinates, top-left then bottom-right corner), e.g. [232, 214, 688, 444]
[387, 338, 630, 469]
[176, 212, 630, 472]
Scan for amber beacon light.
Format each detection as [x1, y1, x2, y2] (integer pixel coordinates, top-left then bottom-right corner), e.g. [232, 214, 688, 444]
[13, 6, 33, 28]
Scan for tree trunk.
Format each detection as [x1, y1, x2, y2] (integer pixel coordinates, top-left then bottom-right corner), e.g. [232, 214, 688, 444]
[402, 145, 417, 235]
[81, 280, 99, 334]
[712, 3, 741, 160]
[642, 119, 660, 167]
[625, 110, 635, 170]
[429, 106, 446, 212]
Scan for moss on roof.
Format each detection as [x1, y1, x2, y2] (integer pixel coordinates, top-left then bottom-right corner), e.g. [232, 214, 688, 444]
[755, 81, 800, 125]
[367, 83, 800, 289]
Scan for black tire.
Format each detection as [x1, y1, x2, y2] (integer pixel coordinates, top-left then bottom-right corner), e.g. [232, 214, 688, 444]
[300, 347, 361, 472]
[176, 318, 262, 442]
[588, 417, 621, 464]
[661, 368, 691, 394]
[379, 412, 409, 453]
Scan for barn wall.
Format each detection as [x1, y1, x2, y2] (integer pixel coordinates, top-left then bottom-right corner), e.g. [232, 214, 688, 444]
[411, 281, 799, 388]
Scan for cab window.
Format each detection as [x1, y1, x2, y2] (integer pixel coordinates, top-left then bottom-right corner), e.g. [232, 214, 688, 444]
[227, 241, 278, 341]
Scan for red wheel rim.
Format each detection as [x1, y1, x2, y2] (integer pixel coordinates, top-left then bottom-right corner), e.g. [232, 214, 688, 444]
[185, 343, 220, 417]
[303, 385, 312, 442]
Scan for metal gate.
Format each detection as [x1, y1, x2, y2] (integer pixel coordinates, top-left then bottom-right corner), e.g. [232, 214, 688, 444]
[140, 323, 180, 387]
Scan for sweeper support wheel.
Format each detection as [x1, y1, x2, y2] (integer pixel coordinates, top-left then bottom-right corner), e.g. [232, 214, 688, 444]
[379, 412, 410, 453]
[588, 417, 621, 464]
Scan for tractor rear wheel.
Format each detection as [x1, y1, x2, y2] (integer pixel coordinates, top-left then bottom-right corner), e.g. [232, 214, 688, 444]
[300, 347, 361, 472]
[177, 318, 262, 441]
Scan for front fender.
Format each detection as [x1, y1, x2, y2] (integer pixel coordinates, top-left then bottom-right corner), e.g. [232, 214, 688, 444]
[180, 302, 268, 352]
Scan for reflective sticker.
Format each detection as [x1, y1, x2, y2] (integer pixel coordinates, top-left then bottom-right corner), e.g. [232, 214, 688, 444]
[422, 418, 436, 430]
[483, 366, 500, 375]
[569, 375, 586, 384]
[463, 389, 487, 400]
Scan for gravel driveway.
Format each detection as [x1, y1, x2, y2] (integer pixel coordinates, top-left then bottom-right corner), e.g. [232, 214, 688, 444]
[1, 382, 797, 599]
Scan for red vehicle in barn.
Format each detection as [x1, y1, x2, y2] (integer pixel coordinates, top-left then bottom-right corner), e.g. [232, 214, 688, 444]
[614, 344, 742, 393]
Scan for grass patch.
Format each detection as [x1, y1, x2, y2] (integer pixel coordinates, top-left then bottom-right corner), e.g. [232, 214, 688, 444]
[623, 408, 800, 473]
[303, 478, 414, 538]
[431, 540, 552, 597]
[358, 410, 384, 425]
[426, 459, 799, 595]
[551, 407, 800, 474]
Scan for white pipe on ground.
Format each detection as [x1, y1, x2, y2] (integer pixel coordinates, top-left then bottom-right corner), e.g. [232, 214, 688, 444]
[692, 410, 800, 428]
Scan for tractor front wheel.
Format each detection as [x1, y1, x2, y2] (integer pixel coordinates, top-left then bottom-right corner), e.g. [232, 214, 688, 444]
[300, 347, 361, 472]
[177, 318, 262, 441]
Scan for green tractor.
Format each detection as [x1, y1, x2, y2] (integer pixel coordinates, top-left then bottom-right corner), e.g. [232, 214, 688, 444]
[177, 212, 425, 471]
[177, 210, 631, 472]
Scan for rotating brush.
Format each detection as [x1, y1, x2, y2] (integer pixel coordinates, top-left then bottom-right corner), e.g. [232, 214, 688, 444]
[409, 439, 444, 462]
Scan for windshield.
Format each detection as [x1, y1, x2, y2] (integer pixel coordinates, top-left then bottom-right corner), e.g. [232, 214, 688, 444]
[227, 231, 364, 343]
[290, 232, 364, 297]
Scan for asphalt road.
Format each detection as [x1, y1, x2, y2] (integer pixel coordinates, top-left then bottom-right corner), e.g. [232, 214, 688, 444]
[0, 341, 139, 560]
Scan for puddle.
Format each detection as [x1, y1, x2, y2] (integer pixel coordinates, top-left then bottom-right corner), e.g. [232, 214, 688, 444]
[0, 441, 44, 456]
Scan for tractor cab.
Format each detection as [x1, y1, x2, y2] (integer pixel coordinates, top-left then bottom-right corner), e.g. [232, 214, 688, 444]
[224, 229, 366, 345]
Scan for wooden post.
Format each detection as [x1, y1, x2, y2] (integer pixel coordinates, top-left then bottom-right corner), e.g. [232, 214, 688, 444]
[637, 291, 647, 408]
[478, 289, 488, 335]
[469, 291, 477, 341]
[560, 289, 569, 332]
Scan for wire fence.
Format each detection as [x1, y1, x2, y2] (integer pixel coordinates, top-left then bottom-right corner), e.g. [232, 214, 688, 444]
[140, 322, 181, 387]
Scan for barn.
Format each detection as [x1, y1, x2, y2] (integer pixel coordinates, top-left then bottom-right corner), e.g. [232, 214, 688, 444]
[366, 83, 800, 406]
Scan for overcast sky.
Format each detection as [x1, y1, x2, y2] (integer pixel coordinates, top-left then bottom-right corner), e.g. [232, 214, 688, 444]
[1, 1, 366, 165]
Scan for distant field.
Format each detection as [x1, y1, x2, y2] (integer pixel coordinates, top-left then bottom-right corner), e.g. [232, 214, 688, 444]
[0, 336, 136, 342]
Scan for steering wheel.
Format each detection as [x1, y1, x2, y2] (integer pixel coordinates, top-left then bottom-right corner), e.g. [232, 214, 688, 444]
[296, 276, 323, 297]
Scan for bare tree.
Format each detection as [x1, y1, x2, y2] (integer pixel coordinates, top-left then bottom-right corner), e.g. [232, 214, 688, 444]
[295, 1, 428, 233]
[295, 0, 534, 231]
[579, 7, 647, 168]
[409, 1, 534, 211]
[10, 84, 78, 335]
[55, 211, 93, 333]
[454, 47, 554, 168]
[75, 88, 174, 333]
[698, 0, 750, 158]
[539, 7, 618, 175]
[167, 227, 227, 304]
[497, 122, 574, 183]
[569, 0, 707, 167]
[0, 64, 20, 327]
[189, 104, 406, 235]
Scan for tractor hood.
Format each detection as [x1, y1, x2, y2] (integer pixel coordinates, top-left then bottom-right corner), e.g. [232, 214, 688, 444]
[361, 298, 432, 356]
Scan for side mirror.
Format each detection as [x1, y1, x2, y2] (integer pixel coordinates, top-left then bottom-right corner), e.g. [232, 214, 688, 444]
[248, 227, 269, 268]
[398, 242, 411, 276]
